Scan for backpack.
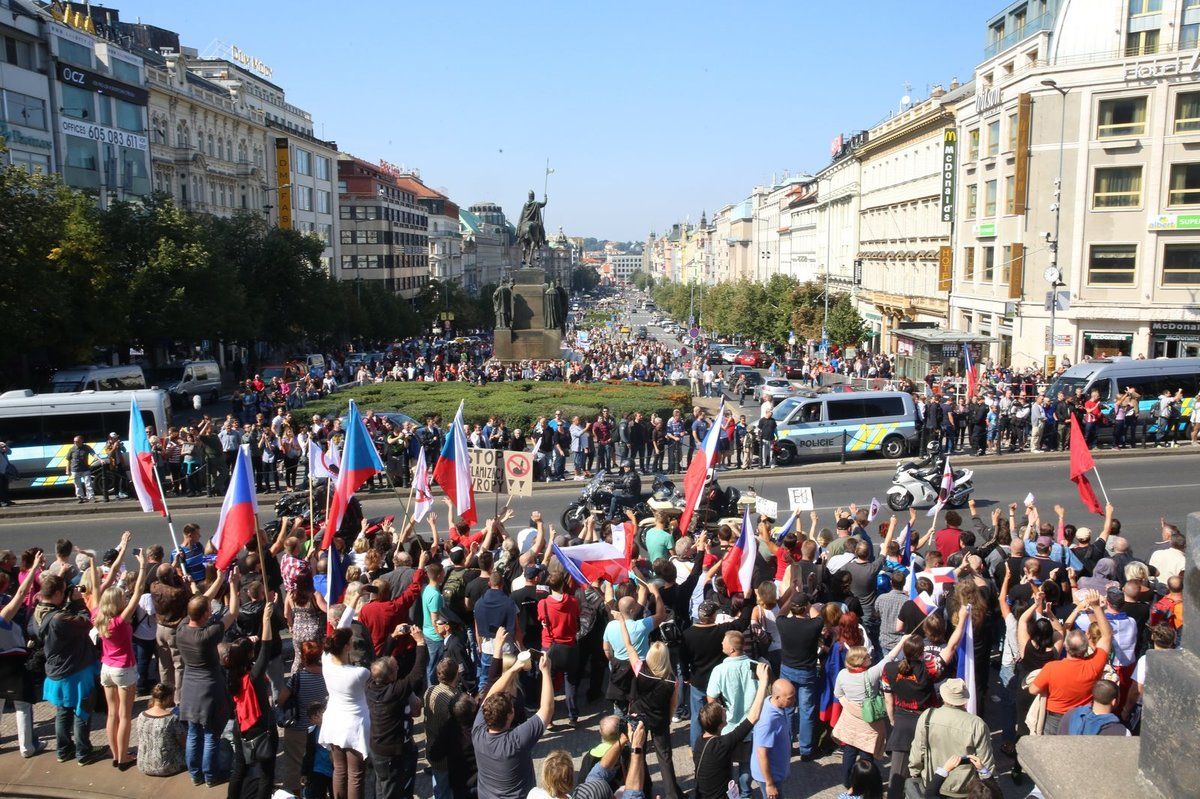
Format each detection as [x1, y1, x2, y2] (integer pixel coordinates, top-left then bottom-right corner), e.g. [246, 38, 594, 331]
[1150, 595, 1181, 630]
[441, 567, 474, 613]
[656, 610, 683, 646]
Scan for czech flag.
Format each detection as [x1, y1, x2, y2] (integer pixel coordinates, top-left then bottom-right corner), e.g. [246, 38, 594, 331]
[308, 439, 336, 481]
[721, 505, 756, 596]
[213, 444, 258, 571]
[679, 402, 726, 535]
[553, 541, 632, 586]
[772, 512, 798, 545]
[411, 446, 434, 523]
[926, 456, 956, 517]
[324, 541, 348, 604]
[955, 604, 977, 715]
[963, 343, 978, 398]
[432, 400, 476, 527]
[128, 396, 166, 516]
[913, 566, 957, 603]
[819, 639, 847, 726]
[322, 400, 384, 549]
[610, 520, 636, 566]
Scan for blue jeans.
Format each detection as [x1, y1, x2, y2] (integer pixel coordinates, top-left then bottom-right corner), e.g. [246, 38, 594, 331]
[186, 721, 223, 784]
[478, 650, 493, 696]
[54, 697, 93, 761]
[431, 768, 451, 799]
[780, 664, 820, 756]
[426, 637, 444, 686]
[998, 664, 1018, 745]
[689, 684, 704, 748]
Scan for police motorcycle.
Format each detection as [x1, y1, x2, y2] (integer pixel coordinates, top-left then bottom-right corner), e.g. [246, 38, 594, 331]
[885, 441, 974, 511]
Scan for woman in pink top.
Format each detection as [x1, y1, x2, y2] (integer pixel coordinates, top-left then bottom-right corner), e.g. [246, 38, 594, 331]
[90, 544, 147, 770]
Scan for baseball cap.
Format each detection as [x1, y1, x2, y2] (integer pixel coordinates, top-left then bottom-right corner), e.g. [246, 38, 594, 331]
[1035, 535, 1053, 549]
[108, 432, 119, 439]
[524, 564, 546, 581]
[698, 599, 720, 619]
[1074, 527, 1093, 542]
[1106, 588, 1125, 609]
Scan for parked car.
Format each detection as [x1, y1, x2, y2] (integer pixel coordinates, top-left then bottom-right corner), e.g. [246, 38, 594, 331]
[717, 344, 742, 363]
[734, 349, 772, 367]
[754, 378, 811, 403]
[783, 359, 806, 379]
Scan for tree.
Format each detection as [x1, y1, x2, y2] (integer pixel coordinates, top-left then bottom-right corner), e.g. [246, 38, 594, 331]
[825, 292, 868, 347]
[570, 265, 600, 292]
[630, 270, 656, 291]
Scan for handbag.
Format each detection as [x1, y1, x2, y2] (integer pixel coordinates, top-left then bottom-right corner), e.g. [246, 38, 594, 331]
[240, 727, 274, 763]
[903, 708, 936, 799]
[860, 674, 886, 724]
[274, 672, 301, 728]
[692, 737, 714, 799]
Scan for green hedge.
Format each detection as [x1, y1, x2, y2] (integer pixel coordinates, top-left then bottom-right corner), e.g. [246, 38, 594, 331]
[303, 381, 693, 431]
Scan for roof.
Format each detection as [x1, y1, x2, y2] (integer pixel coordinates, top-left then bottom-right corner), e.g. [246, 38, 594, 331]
[893, 329, 995, 344]
[459, 208, 482, 234]
[394, 175, 444, 200]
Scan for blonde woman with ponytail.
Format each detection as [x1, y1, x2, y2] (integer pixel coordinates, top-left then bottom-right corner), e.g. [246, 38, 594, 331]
[89, 543, 147, 770]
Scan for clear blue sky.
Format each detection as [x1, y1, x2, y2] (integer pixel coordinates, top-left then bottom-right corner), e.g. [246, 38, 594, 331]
[110, 0, 990, 241]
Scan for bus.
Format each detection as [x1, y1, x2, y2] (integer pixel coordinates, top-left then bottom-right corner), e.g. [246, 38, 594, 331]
[0, 389, 171, 489]
[1046, 356, 1200, 440]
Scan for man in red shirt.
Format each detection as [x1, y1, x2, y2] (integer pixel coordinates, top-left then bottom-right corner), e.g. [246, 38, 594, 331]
[933, 510, 964, 562]
[1030, 591, 1113, 733]
[357, 549, 428, 657]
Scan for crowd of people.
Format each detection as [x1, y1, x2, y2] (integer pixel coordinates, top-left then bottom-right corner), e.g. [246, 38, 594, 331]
[0, 460, 1188, 799]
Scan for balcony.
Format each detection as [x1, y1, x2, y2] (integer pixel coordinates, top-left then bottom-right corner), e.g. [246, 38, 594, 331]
[983, 2, 1059, 59]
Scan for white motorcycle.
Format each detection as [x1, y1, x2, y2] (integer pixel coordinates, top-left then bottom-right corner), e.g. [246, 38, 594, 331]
[886, 446, 975, 511]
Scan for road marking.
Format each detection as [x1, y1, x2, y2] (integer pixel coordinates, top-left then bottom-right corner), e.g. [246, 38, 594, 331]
[1110, 483, 1200, 491]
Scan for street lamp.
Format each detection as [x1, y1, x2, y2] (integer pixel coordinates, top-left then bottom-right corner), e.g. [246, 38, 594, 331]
[1040, 78, 1068, 371]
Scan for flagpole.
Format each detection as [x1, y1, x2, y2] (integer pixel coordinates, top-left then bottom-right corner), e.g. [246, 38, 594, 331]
[152, 468, 179, 553]
[1089, 464, 1111, 506]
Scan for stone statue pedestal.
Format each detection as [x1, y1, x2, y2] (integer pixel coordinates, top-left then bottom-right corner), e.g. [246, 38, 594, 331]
[493, 266, 562, 362]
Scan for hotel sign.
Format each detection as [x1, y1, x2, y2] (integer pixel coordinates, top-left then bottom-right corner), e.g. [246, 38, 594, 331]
[940, 128, 958, 223]
[274, 137, 292, 229]
[1124, 50, 1200, 82]
[230, 45, 273, 78]
[975, 85, 1003, 116]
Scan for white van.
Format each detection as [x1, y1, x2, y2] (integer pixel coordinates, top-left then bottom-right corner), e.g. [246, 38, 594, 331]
[163, 360, 223, 406]
[50, 364, 146, 393]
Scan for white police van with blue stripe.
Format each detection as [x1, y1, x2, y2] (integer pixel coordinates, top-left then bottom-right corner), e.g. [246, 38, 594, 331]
[770, 390, 919, 465]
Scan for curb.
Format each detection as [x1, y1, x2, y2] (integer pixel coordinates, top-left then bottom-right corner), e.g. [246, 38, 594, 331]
[2, 445, 1196, 521]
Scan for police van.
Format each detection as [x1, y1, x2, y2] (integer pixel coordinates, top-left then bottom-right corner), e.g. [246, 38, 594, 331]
[1046, 356, 1200, 439]
[771, 390, 919, 464]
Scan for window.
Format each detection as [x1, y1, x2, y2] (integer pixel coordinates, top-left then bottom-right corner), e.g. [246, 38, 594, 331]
[2, 90, 46, 129]
[316, 189, 330, 214]
[1163, 244, 1200, 285]
[1005, 175, 1016, 214]
[295, 186, 313, 211]
[319, 224, 332, 244]
[1168, 163, 1200, 206]
[315, 156, 331, 181]
[1176, 92, 1200, 133]
[295, 148, 311, 176]
[985, 180, 998, 216]
[1001, 245, 1013, 284]
[60, 84, 92, 121]
[1093, 166, 1142, 208]
[1126, 0, 1162, 55]
[983, 246, 995, 281]
[1007, 112, 1019, 151]
[7, 150, 50, 174]
[64, 136, 97, 170]
[826, 399, 865, 422]
[1097, 97, 1147, 138]
[1184, 0, 1200, 48]
[1088, 244, 1137, 285]
[967, 128, 980, 160]
[115, 100, 142, 132]
[340, 254, 356, 270]
[56, 37, 91, 67]
[963, 247, 975, 280]
[111, 59, 139, 84]
[3, 36, 35, 69]
[987, 120, 1000, 157]
[966, 184, 978, 218]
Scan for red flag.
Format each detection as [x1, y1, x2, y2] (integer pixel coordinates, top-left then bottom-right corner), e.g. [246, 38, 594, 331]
[1068, 415, 1103, 515]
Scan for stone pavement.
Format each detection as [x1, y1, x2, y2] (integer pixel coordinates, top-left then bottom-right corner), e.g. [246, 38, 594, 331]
[0, 687, 1032, 799]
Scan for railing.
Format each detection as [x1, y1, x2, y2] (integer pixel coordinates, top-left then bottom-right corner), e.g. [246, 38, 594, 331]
[983, 6, 1059, 60]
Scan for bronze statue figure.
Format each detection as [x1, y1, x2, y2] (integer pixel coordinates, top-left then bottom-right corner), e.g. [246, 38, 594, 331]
[517, 190, 548, 265]
[543, 279, 562, 331]
[555, 282, 569, 333]
[492, 279, 513, 329]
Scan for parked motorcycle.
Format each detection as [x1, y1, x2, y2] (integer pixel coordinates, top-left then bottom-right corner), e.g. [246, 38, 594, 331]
[885, 456, 974, 511]
[560, 471, 669, 530]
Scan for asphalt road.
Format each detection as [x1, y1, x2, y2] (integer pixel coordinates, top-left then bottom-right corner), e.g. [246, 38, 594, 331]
[2, 451, 1195, 558]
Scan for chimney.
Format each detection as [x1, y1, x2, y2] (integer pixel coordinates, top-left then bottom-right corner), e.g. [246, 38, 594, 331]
[950, 76, 961, 90]
[931, 84, 945, 98]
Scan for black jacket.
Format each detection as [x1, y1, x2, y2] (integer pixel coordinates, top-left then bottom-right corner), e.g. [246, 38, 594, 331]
[366, 644, 428, 757]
